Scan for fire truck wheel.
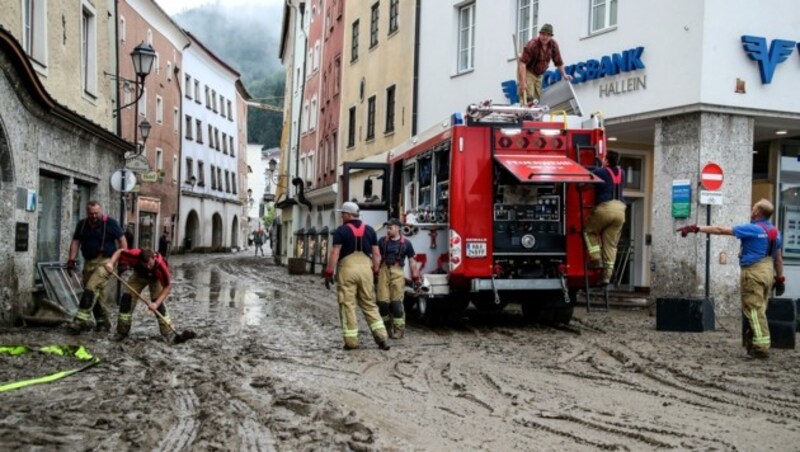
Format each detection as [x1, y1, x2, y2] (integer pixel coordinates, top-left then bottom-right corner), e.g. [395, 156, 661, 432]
[554, 305, 575, 325]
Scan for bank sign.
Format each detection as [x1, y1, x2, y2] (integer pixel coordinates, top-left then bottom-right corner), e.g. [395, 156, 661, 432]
[741, 35, 800, 84]
[542, 47, 646, 95]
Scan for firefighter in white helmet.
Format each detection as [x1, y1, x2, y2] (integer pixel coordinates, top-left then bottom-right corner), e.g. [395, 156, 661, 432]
[323, 202, 390, 350]
[377, 218, 420, 339]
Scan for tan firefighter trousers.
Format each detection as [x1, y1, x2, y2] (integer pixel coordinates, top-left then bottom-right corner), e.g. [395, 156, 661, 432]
[741, 258, 773, 352]
[584, 199, 626, 281]
[118, 273, 172, 337]
[336, 252, 388, 348]
[377, 264, 407, 329]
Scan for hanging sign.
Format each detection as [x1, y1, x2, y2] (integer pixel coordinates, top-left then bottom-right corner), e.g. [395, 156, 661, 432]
[672, 179, 691, 219]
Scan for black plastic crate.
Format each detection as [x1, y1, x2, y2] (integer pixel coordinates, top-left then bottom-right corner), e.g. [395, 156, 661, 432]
[656, 297, 715, 332]
[741, 298, 797, 349]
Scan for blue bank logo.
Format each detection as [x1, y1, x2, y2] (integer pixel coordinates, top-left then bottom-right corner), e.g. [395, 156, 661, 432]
[741, 35, 797, 84]
[543, 47, 645, 89]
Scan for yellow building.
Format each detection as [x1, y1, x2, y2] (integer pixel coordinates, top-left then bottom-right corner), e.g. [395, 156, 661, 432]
[0, 0, 118, 131]
[340, 0, 416, 163]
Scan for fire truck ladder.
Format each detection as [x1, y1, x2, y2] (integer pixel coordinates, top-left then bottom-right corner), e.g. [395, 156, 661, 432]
[465, 102, 550, 123]
[576, 145, 610, 313]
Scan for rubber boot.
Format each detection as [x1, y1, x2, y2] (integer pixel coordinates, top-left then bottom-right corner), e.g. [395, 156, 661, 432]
[95, 317, 111, 333]
[378, 301, 393, 338]
[67, 290, 96, 334]
[390, 300, 405, 339]
[114, 293, 133, 341]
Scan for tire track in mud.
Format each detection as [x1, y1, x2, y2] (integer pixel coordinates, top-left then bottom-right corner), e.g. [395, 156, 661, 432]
[156, 389, 200, 451]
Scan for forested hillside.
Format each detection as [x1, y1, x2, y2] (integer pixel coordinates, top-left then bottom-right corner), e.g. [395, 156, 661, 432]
[175, 3, 284, 148]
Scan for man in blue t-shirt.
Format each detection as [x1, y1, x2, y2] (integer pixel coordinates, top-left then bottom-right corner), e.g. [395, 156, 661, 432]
[376, 218, 420, 339]
[323, 202, 390, 351]
[679, 199, 785, 359]
[65, 201, 127, 333]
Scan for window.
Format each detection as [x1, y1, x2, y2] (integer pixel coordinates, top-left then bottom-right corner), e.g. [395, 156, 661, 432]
[351, 20, 359, 61]
[369, 2, 379, 48]
[156, 148, 163, 171]
[334, 56, 341, 95]
[198, 161, 205, 186]
[457, 3, 476, 73]
[185, 157, 194, 180]
[366, 95, 376, 140]
[119, 15, 126, 42]
[215, 128, 220, 151]
[314, 41, 321, 70]
[167, 61, 172, 81]
[517, 0, 539, 51]
[185, 74, 192, 99]
[212, 90, 217, 112]
[310, 97, 318, 130]
[225, 171, 231, 193]
[231, 173, 237, 194]
[185, 115, 193, 139]
[205, 86, 210, 108]
[210, 164, 216, 189]
[348, 106, 356, 147]
[217, 168, 222, 191]
[222, 133, 228, 154]
[138, 88, 147, 116]
[219, 95, 225, 117]
[196, 119, 203, 143]
[123, 83, 132, 107]
[590, 0, 618, 33]
[154, 52, 160, 76]
[227, 100, 232, 120]
[81, 4, 97, 95]
[385, 85, 395, 134]
[302, 101, 309, 132]
[229, 136, 234, 157]
[208, 124, 214, 148]
[155, 95, 163, 124]
[173, 107, 179, 132]
[22, 0, 47, 66]
[389, 0, 399, 34]
[172, 156, 178, 181]
[146, 29, 152, 45]
[194, 80, 201, 103]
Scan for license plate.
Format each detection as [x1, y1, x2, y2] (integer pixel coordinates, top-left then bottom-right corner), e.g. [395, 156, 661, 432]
[466, 242, 487, 258]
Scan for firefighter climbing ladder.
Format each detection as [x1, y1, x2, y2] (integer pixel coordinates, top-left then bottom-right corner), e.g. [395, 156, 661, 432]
[577, 144, 610, 313]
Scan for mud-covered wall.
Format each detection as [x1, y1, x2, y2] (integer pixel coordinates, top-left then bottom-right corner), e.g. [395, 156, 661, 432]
[651, 112, 754, 315]
[0, 48, 124, 324]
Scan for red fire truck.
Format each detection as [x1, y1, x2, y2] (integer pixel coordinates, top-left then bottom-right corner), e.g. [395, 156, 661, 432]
[342, 102, 607, 324]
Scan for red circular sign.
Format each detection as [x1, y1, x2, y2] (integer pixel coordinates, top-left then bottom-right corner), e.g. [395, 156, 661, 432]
[701, 163, 724, 191]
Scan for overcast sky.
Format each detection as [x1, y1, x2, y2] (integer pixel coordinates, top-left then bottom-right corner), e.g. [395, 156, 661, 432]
[158, 0, 284, 16]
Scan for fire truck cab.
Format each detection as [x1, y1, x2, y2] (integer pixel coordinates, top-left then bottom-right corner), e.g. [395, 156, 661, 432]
[342, 101, 608, 325]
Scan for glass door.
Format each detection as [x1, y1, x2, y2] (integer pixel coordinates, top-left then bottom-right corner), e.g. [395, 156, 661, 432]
[37, 175, 62, 264]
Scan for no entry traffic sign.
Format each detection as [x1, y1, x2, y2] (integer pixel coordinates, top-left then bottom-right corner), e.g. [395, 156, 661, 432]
[700, 163, 724, 191]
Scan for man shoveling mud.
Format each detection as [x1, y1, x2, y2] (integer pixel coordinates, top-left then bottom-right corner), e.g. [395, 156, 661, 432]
[104, 248, 175, 342]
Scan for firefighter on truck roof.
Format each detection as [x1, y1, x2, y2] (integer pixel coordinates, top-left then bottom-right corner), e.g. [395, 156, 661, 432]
[377, 218, 421, 339]
[583, 150, 626, 286]
[323, 202, 391, 351]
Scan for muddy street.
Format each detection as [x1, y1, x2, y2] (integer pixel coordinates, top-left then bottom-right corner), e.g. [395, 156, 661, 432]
[2, 253, 800, 451]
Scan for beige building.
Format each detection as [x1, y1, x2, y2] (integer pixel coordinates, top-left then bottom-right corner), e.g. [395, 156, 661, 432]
[0, 0, 118, 132]
[340, 0, 416, 163]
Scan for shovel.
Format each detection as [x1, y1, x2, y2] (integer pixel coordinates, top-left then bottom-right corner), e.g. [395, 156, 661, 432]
[109, 271, 197, 344]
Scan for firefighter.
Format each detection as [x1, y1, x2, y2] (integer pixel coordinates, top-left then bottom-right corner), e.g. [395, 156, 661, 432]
[323, 202, 390, 351]
[679, 199, 784, 359]
[517, 23, 572, 103]
[65, 201, 127, 333]
[104, 248, 174, 342]
[377, 218, 421, 339]
[583, 151, 626, 285]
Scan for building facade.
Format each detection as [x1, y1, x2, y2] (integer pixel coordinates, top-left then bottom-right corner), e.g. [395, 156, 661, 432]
[118, 0, 189, 251]
[178, 33, 243, 252]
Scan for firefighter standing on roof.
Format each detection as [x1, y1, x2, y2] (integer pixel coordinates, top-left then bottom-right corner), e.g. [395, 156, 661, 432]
[104, 248, 174, 342]
[377, 218, 420, 339]
[323, 202, 390, 351]
[66, 201, 127, 334]
[583, 150, 626, 285]
[678, 199, 784, 359]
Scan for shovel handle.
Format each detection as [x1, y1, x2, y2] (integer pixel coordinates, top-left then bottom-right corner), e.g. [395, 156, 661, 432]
[109, 270, 177, 334]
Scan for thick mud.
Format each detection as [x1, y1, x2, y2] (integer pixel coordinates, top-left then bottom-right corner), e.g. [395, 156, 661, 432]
[1, 253, 799, 451]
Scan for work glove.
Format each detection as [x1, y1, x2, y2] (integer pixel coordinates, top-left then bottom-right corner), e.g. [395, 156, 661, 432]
[412, 276, 422, 291]
[677, 224, 700, 237]
[66, 259, 76, 270]
[774, 275, 786, 297]
[323, 268, 334, 290]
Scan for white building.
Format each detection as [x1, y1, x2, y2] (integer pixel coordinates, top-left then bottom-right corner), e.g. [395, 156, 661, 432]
[178, 32, 244, 252]
[416, 0, 800, 310]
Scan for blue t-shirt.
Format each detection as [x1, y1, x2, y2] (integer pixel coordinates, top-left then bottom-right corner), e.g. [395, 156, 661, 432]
[593, 166, 625, 204]
[72, 216, 124, 260]
[332, 220, 378, 259]
[732, 219, 782, 267]
[378, 236, 416, 266]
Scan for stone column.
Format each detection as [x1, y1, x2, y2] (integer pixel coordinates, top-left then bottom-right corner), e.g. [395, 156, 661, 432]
[651, 112, 754, 315]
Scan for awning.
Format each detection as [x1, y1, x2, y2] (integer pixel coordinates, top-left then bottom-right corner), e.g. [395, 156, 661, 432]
[494, 152, 603, 183]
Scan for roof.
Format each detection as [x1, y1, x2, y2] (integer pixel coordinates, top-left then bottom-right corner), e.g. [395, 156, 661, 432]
[184, 31, 241, 78]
